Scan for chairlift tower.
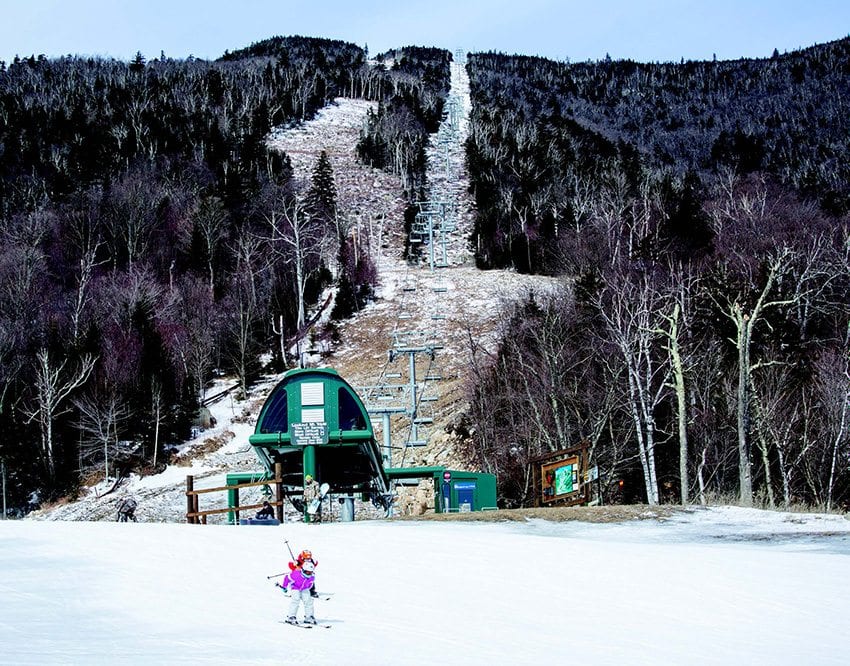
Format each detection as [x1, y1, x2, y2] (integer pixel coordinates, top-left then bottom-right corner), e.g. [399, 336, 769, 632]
[444, 96, 462, 134]
[388, 341, 441, 447]
[361, 332, 444, 463]
[436, 132, 454, 178]
[412, 200, 455, 272]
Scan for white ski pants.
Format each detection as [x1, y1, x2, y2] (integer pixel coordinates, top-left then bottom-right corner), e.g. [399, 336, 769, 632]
[287, 589, 315, 619]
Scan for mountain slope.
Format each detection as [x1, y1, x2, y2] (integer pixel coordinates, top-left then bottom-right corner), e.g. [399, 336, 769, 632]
[32, 58, 560, 522]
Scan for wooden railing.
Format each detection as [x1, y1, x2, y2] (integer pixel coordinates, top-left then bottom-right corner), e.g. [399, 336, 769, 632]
[186, 463, 284, 524]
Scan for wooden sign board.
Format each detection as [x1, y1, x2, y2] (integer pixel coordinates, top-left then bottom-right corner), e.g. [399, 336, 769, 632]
[541, 456, 580, 503]
[531, 442, 590, 507]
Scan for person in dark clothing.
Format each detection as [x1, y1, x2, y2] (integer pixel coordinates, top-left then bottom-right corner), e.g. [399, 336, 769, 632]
[116, 497, 137, 522]
[256, 500, 275, 520]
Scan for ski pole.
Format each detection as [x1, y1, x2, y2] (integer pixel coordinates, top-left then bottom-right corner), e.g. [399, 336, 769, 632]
[266, 572, 287, 579]
[284, 538, 296, 560]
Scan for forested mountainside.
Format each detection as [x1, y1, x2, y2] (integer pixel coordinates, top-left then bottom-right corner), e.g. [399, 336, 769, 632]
[466, 38, 850, 274]
[462, 40, 850, 508]
[358, 45, 452, 194]
[0, 36, 450, 505]
[1, 30, 847, 515]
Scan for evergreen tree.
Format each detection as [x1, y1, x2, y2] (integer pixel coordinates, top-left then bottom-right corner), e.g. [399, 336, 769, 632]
[129, 51, 146, 74]
[307, 151, 338, 230]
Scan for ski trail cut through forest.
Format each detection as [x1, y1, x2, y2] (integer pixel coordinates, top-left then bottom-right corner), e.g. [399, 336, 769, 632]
[265, 63, 561, 513]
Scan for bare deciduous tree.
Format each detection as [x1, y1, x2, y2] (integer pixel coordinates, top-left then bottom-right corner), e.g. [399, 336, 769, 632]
[718, 246, 796, 505]
[598, 273, 670, 505]
[263, 192, 329, 334]
[165, 276, 219, 402]
[0, 324, 23, 417]
[150, 378, 164, 468]
[24, 350, 97, 478]
[103, 169, 163, 269]
[73, 391, 131, 481]
[815, 343, 850, 511]
[192, 196, 229, 296]
[656, 265, 698, 504]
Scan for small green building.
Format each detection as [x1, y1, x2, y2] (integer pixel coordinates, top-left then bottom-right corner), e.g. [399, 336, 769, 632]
[387, 466, 497, 513]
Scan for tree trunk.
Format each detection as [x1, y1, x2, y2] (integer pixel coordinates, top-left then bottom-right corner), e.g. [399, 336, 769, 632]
[152, 390, 161, 468]
[734, 305, 754, 505]
[755, 429, 775, 508]
[776, 443, 791, 508]
[667, 303, 689, 505]
[697, 443, 708, 506]
[625, 363, 659, 505]
[826, 389, 848, 511]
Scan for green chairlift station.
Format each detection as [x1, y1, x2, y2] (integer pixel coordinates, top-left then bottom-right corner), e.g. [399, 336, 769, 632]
[241, 367, 496, 519]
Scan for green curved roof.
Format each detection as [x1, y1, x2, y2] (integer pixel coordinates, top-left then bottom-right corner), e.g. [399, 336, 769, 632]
[251, 367, 374, 443]
[249, 367, 388, 494]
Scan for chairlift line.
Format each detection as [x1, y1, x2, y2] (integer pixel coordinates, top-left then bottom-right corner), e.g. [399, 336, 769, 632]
[370, 59, 470, 471]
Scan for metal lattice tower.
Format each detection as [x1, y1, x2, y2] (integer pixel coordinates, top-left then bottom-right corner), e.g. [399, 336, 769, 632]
[360, 48, 470, 470]
[411, 200, 456, 271]
[360, 271, 450, 467]
[444, 96, 462, 134]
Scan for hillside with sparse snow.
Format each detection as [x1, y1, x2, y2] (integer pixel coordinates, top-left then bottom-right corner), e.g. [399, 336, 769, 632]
[31, 55, 561, 523]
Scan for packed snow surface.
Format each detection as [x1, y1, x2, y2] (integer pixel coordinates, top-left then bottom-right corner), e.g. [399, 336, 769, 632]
[2, 507, 849, 665]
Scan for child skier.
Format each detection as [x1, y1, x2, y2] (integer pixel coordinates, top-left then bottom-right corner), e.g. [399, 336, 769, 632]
[289, 549, 320, 598]
[278, 560, 317, 624]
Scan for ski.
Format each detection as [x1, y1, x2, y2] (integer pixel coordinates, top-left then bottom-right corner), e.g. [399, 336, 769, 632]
[280, 620, 331, 629]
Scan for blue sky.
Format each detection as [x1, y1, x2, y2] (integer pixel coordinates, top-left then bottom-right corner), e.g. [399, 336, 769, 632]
[0, 0, 848, 65]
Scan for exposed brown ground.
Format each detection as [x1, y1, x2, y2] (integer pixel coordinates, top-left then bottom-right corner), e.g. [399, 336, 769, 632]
[393, 504, 690, 523]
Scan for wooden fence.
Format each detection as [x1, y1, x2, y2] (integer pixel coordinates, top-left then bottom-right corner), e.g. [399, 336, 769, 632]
[186, 463, 284, 524]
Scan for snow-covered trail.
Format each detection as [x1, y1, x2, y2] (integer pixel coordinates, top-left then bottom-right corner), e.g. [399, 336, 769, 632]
[4, 508, 850, 665]
[263, 63, 562, 478]
[421, 56, 477, 265]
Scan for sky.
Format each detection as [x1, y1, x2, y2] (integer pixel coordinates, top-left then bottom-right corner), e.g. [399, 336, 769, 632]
[0, 0, 848, 66]
[2, 507, 850, 665]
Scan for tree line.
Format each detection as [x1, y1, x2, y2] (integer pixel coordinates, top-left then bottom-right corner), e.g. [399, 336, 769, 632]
[462, 40, 850, 509]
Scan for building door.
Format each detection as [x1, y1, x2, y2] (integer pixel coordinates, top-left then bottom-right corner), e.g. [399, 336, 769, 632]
[455, 482, 476, 512]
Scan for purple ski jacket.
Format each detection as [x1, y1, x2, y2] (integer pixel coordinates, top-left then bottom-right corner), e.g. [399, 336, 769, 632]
[282, 567, 315, 592]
